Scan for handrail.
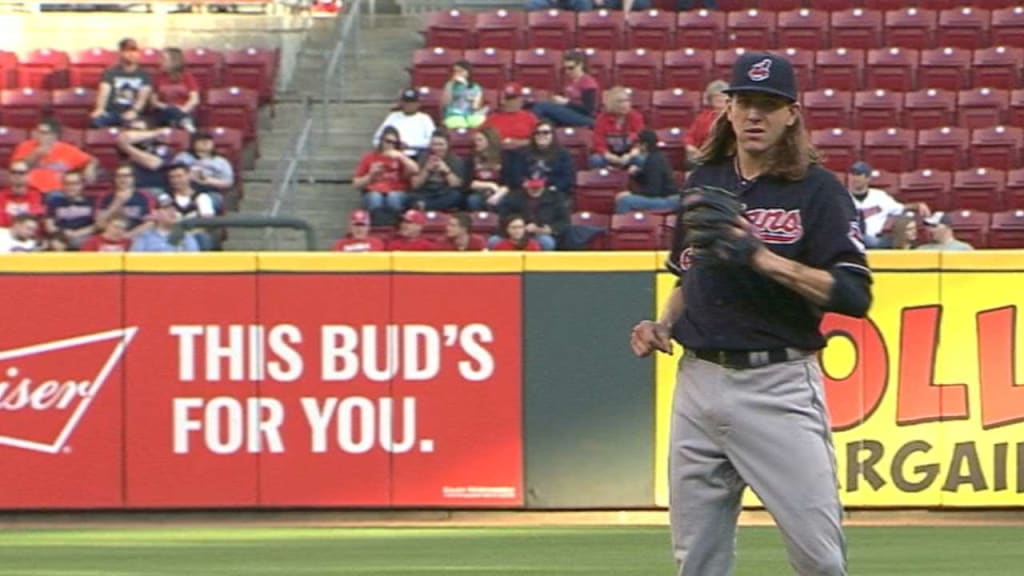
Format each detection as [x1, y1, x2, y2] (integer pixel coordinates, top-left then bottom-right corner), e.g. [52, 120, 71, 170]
[171, 214, 318, 251]
[321, 0, 361, 133]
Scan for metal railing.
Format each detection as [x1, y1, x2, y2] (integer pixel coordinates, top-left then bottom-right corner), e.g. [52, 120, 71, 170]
[172, 215, 319, 251]
[320, 0, 362, 139]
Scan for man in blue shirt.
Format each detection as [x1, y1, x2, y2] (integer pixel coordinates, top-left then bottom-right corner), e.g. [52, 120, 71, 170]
[130, 193, 199, 252]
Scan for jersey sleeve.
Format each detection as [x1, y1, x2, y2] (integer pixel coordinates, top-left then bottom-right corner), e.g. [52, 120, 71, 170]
[803, 172, 872, 277]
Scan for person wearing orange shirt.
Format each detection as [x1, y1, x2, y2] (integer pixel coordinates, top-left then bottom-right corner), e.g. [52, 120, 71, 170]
[11, 118, 97, 195]
[332, 209, 386, 252]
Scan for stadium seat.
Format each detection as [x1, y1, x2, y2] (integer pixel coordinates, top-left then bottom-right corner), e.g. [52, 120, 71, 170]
[903, 88, 957, 130]
[988, 209, 1024, 248]
[69, 48, 117, 89]
[209, 126, 245, 176]
[51, 87, 97, 131]
[918, 0, 959, 9]
[222, 48, 278, 105]
[424, 9, 477, 50]
[776, 9, 830, 51]
[971, 46, 1023, 90]
[863, 127, 917, 173]
[655, 127, 688, 169]
[614, 48, 661, 90]
[944, 209, 991, 248]
[183, 48, 223, 93]
[970, 125, 1023, 170]
[916, 126, 969, 170]
[1010, 89, 1024, 126]
[854, 89, 903, 130]
[725, 9, 776, 50]
[0, 51, 17, 90]
[579, 48, 612, 87]
[865, 47, 918, 92]
[19, 49, 69, 90]
[863, 0, 903, 9]
[556, 126, 593, 171]
[811, 128, 862, 173]
[513, 48, 561, 92]
[651, 88, 701, 129]
[957, 87, 1009, 129]
[202, 86, 259, 142]
[974, 0, 1017, 8]
[420, 210, 449, 241]
[0, 88, 50, 130]
[446, 127, 475, 157]
[802, 88, 853, 130]
[937, 7, 992, 50]
[84, 127, 123, 173]
[884, 8, 938, 50]
[409, 47, 462, 89]
[662, 48, 710, 92]
[414, 86, 442, 120]
[868, 168, 900, 193]
[626, 10, 676, 51]
[1004, 168, 1024, 209]
[0, 126, 26, 166]
[990, 6, 1024, 48]
[952, 167, 1005, 211]
[136, 48, 163, 78]
[468, 210, 500, 236]
[475, 9, 526, 51]
[464, 48, 512, 90]
[526, 9, 576, 51]
[577, 9, 625, 51]
[675, 10, 726, 50]
[575, 168, 629, 214]
[899, 169, 953, 210]
[570, 211, 610, 250]
[758, 0, 801, 10]
[918, 47, 971, 91]
[609, 211, 661, 250]
[814, 48, 864, 92]
[779, 48, 815, 91]
[830, 8, 884, 50]
[712, 48, 749, 84]
[815, 0, 854, 9]
[624, 87, 652, 117]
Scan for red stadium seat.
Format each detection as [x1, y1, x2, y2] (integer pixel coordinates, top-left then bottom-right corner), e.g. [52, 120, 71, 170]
[202, 86, 259, 142]
[571, 211, 610, 249]
[1010, 89, 1024, 126]
[0, 88, 50, 130]
[758, 0, 800, 10]
[464, 48, 512, 90]
[513, 48, 562, 92]
[811, 128, 862, 173]
[84, 127, 124, 172]
[919, 0, 959, 8]
[1004, 168, 1024, 209]
[19, 49, 69, 90]
[971, 46, 1023, 90]
[468, 210, 500, 236]
[614, 48, 661, 91]
[651, 88, 701, 130]
[854, 89, 903, 130]
[917, 126, 969, 170]
[868, 168, 900, 193]
[990, 6, 1024, 48]
[69, 48, 117, 89]
[952, 167, 1005, 211]
[420, 210, 449, 241]
[577, 9, 625, 51]
[802, 88, 853, 130]
[865, 47, 918, 92]
[814, 48, 864, 92]
[663, 48, 711, 92]
[209, 126, 244, 176]
[974, 0, 1016, 8]
[626, 10, 676, 51]
[970, 125, 1024, 170]
[903, 88, 957, 130]
[725, 9, 776, 50]
[183, 48, 223, 93]
[676, 9, 726, 50]
[988, 209, 1024, 248]
[624, 87, 652, 117]
[136, 48, 163, 78]
[917, 47, 971, 92]
[578, 48, 612, 88]
[957, 87, 1009, 129]
[863, 0, 903, 9]
[527, 9, 576, 51]
[556, 126, 593, 171]
[944, 209, 991, 248]
[0, 126, 26, 166]
[813, 0, 850, 9]
[937, 7, 992, 50]
[776, 9, 830, 51]
[899, 169, 953, 210]
[609, 211, 661, 250]
[414, 86, 442, 120]
[475, 9, 526, 50]
[424, 9, 477, 50]
[655, 127, 688, 169]
[51, 87, 97, 130]
[712, 48, 749, 84]
[0, 51, 17, 90]
[575, 168, 629, 214]
[409, 47, 463, 89]
[863, 127, 917, 172]
[884, 8, 938, 50]
[222, 48, 278, 105]
[446, 127, 475, 157]
[830, 8, 884, 50]
[779, 48, 815, 91]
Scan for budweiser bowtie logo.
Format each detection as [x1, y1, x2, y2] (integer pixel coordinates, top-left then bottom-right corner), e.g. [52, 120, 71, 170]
[0, 327, 138, 454]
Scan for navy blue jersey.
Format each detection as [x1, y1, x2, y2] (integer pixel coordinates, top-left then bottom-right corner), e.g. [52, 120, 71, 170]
[133, 142, 174, 192]
[666, 158, 871, 351]
[47, 195, 95, 232]
[99, 192, 151, 229]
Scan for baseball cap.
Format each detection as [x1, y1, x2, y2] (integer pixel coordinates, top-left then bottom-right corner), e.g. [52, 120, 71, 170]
[503, 82, 524, 98]
[401, 209, 426, 225]
[849, 161, 872, 176]
[349, 209, 370, 225]
[119, 38, 139, 52]
[924, 212, 953, 227]
[524, 177, 547, 189]
[400, 88, 420, 102]
[722, 52, 799, 103]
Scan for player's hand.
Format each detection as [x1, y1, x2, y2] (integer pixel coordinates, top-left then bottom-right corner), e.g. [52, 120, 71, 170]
[630, 320, 673, 357]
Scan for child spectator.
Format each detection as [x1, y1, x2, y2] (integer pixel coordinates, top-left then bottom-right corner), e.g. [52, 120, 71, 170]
[151, 47, 199, 133]
[491, 214, 541, 251]
[465, 126, 509, 211]
[80, 215, 132, 252]
[0, 161, 44, 227]
[372, 89, 437, 156]
[130, 193, 200, 252]
[174, 132, 235, 201]
[96, 164, 151, 233]
[91, 38, 153, 128]
[438, 212, 486, 251]
[442, 60, 486, 130]
[505, 121, 575, 199]
[332, 209, 385, 252]
[353, 126, 419, 220]
[495, 177, 568, 251]
[11, 118, 98, 195]
[590, 86, 645, 169]
[482, 82, 538, 148]
[615, 129, 679, 213]
[45, 171, 96, 250]
[0, 214, 41, 253]
[387, 209, 436, 251]
[410, 130, 465, 212]
[529, 51, 599, 128]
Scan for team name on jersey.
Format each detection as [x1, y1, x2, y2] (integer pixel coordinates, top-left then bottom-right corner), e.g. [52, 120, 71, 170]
[744, 208, 804, 244]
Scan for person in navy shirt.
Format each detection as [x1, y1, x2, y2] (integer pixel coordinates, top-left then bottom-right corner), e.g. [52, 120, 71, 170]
[97, 164, 152, 232]
[45, 171, 96, 250]
[116, 120, 177, 197]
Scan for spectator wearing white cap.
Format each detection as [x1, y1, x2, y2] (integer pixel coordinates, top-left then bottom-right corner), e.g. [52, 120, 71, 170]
[372, 89, 437, 156]
[917, 212, 974, 251]
[848, 161, 929, 248]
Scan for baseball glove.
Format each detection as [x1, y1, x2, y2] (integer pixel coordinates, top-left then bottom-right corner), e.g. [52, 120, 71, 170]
[680, 185, 762, 266]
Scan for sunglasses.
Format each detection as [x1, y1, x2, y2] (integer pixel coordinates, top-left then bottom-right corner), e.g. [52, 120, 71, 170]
[534, 130, 553, 136]
[383, 139, 399, 145]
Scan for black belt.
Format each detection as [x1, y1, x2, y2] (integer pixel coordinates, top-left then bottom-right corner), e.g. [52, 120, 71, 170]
[693, 348, 812, 370]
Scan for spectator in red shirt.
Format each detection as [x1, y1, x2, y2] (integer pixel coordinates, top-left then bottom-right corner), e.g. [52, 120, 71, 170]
[590, 86, 646, 169]
[684, 79, 729, 164]
[387, 209, 436, 251]
[80, 215, 132, 252]
[332, 209, 386, 252]
[11, 118, 98, 195]
[354, 126, 419, 221]
[0, 161, 44, 227]
[151, 47, 199, 133]
[438, 212, 486, 251]
[490, 214, 541, 251]
[482, 82, 538, 148]
[529, 51, 600, 128]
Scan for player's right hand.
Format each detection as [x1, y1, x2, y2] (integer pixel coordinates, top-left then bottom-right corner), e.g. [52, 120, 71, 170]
[630, 320, 673, 358]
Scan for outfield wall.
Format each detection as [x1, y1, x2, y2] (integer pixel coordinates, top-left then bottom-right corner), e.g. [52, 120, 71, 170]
[0, 252, 1022, 510]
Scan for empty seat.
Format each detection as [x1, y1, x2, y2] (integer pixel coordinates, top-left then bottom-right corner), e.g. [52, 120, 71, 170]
[988, 209, 1024, 248]
[556, 126, 593, 171]
[408, 47, 463, 89]
[990, 6, 1024, 48]
[854, 89, 903, 130]
[414, 85, 443, 120]
[513, 48, 561, 92]
[0, 88, 50, 130]
[868, 168, 900, 193]
[19, 48, 69, 90]
[614, 48, 661, 90]
[51, 87, 97, 130]
[899, 168, 953, 210]
[0, 126, 27, 166]
[0, 51, 17, 90]
[865, 47, 918, 92]
[202, 86, 259, 141]
[971, 46, 1023, 90]
[651, 88, 701, 129]
[663, 48, 710, 92]
[475, 9, 526, 50]
[183, 48, 223, 93]
[957, 87, 1009, 129]
[424, 9, 477, 49]
[917, 126, 969, 170]
[1010, 89, 1024, 125]
[937, 7, 992, 50]
[571, 211, 610, 249]
[918, 47, 971, 91]
[725, 9, 776, 50]
[776, 9, 830, 51]
[578, 48, 612, 87]
[624, 87, 652, 116]
[222, 48, 278, 105]
[944, 209, 991, 248]
[609, 211, 661, 250]
[952, 167, 1005, 211]
[779, 48, 815, 91]
[830, 8, 884, 50]
[802, 88, 853, 130]
[758, 0, 801, 10]
[1004, 168, 1024, 209]
[712, 48, 750, 85]
[863, 127, 917, 172]
[464, 48, 513, 90]
[655, 127, 688, 168]
[814, 48, 865, 91]
[676, 9, 726, 50]
[527, 9, 576, 50]
[577, 9, 625, 51]
[918, 0, 960, 9]
[903, 89, 957, 130]
[811, 128, 862, 173]
[884, 8, 938, 50]
[468, 210, 500, 236]
[575, 168, 629, 214]
[626, 10, 676, 51]
[863, 0, 903, 8]
[136, 48, 163, 78]
[970, 125, 1024, 170]
[84, 127, 124, 172]
[69, 48, 117, 89]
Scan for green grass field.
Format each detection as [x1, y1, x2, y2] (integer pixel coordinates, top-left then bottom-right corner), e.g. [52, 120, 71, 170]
[0, 525, 1017, 575]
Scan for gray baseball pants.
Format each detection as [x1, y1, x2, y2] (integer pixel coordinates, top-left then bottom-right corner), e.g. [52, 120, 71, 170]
[669, 350, 846, 576]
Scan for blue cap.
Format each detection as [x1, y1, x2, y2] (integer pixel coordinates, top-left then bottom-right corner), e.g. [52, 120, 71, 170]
[849, 161, 872, 175]
[722, 52, 798, 103]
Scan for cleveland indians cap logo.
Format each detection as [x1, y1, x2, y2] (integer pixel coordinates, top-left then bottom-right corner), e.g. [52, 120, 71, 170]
[747, 58, 773, 82]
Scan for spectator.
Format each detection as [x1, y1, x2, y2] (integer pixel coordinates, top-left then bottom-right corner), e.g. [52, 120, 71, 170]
[91, 38, 153, 128]
[505, 121, 575, 199]
[332, 209, 385, 252]
[80, 215, 132, 252]
[372, 89, 437, 156]
[130, 193, 200, 252]
[482, 82, 539, 148]
[848, 161, 929, 248]
[166, 163, 217, 250]
[0, 214, 41, 253]
[466, 126, 509, 211]
[11, 118, 98, 195]
[918, 212, 974, 251]
[442, 60, 486, 130]
[684, 79, 729, 164]
[353, 126, 419, 220]
[0, 161, 44, 227]
[97, 164, 151, 233]
[490, 214, 541, 251]
[887, 215, 918, 250]
[117, 121, 177, 198]
[495, 177, 568, 251]
[45, 171, 96, 251]
[615, 129, 679, 213]
[387, 209, 436, 251]
[530, 51, 600, 128]
[173, 131, 235, 201]
[151, 47, 199, 133]
[410, 131, 465, 212]
[590, 86, 645, 169]
[438, 212, 486, 251]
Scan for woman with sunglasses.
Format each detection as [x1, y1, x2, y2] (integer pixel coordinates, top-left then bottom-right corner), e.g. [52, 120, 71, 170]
[529, 51, 599, 129]
[505, 121, 575, 202]
[352, 126, 419, 219]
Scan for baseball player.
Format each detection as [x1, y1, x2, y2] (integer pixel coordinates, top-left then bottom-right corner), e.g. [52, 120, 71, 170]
[630, 52, 873, 576]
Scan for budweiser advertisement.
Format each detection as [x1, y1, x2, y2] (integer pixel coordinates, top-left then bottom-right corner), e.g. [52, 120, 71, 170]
[0, 267, 523, 509]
